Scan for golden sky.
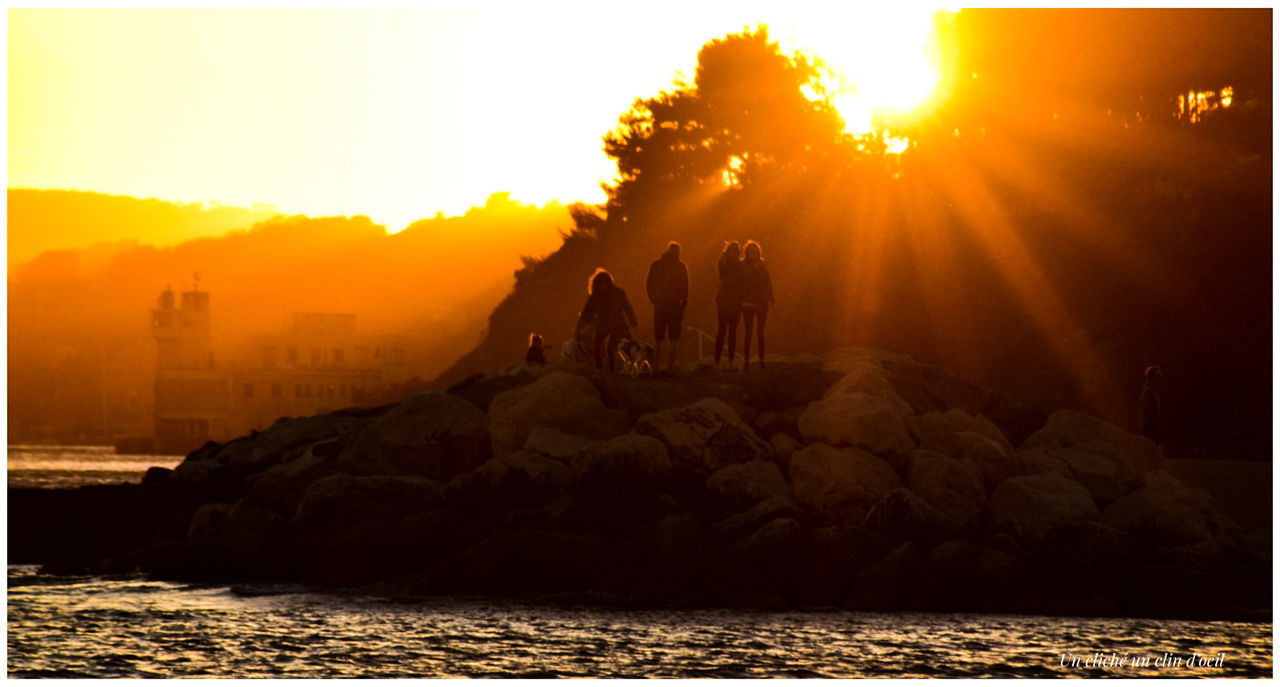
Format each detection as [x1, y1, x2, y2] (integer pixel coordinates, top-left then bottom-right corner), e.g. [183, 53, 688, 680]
[9, 6, 946, 232]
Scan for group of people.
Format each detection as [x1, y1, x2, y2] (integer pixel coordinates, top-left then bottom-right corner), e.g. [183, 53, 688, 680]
[529, 240, 774, 374]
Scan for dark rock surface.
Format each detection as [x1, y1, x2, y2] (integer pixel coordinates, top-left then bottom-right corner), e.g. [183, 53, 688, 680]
[10, 350, 1269, 620]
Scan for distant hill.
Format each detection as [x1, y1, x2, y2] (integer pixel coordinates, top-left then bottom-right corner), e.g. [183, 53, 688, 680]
[7, 188, 280, 268]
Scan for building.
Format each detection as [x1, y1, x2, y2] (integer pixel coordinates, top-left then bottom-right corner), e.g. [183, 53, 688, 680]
[151, 285, 407, 454]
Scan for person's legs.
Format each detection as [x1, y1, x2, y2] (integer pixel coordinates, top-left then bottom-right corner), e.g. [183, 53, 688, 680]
[593, 330, 609, 370]
[665, 308, 683, 370]
[756, 309, 768, 368]
[714, 309, 728, 365]
[726, 308, 740, 364]
[652, 307, 666, 368]
[606, 333, 622, 373]
[741, 309, 757, 369]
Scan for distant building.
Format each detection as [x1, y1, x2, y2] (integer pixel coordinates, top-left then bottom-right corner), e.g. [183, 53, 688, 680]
[151, 285, 407, 454]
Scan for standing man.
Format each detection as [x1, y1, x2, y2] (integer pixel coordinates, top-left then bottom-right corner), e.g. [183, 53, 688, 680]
[645, 241, 689, 372]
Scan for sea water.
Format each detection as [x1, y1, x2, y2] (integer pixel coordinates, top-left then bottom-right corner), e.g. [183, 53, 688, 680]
[6, 447, 1274, 678]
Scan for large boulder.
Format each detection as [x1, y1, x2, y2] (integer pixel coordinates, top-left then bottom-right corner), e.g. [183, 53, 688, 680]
[906, 409, 1012, 453]
[635, 514, 780, 608]
[293, 474, 442, 536]
[521, 426, 596, 463]
[1021, 409, 1161, 480]
[906, 540, 1024, 612]
[916, 430, 1012, 495]
[862, 488, 962, 545]
[797, 393, 915, 467]
[634, 398, 772, 474]
[488, 372, 626, 458]
[419, 528, 619, 596]
[1054, 441, 1128, 502]
[444, 450, 574, 514]
[845, 541, 923, 611]
[1100, 471, 1237, 547]
[709, 495, 801, 542]
[569, 433, 671, 491]
[789, 443, 902, 525]
[301, 508, 481, 587]
[906, 449, 987, 525]
[239, 443, 353, 515]
[733, 516, 805, 589]
[1009, 447, 1071, 478]
[986, 472, 1099, 541]
[341, 392, 491, 479]
[820, 354, 914, 417]
[706, 460, 792, 517]
[236, 412, 373, 474]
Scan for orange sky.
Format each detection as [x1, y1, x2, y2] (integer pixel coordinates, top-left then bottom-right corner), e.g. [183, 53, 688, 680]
[9, 6, 948, 233]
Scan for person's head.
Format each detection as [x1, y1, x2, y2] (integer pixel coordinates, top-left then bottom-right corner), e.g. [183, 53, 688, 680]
[529, 332, 543, 348]
[588, 267, 613, 295]
[723, 240, 741, 258]
[665, 241, 681, 259]
[1145, 365, 1162, 384]
[743, 240, 762, 261]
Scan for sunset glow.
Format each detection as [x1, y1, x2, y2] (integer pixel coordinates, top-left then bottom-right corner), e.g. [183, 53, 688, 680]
[9, 7, 952, 232]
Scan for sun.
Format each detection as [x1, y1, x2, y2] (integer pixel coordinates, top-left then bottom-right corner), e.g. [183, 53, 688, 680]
[765, 6, 954, 134]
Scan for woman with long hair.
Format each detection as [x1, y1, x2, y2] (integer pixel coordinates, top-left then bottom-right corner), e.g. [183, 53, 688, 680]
[739, 240, 774, 371]
[714, 241, 743, 367]
[574, 268, 637, 373]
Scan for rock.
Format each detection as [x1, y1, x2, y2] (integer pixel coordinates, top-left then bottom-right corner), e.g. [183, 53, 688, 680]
[706, 460, 791, 516]
[820, 355, 914, 417]
[1055, 441, 1127, 502]
[845, 541, 922, 611]
[1021, 409, 1161, 480]
[187, 502, 233, 542]
[799, 525, 894, 605]
[634, 398, 772, 474]
[709, 495, 801, 542]
[752, 411, 801, 440]
[906, 409, 1013, 453]
[444, 450, 574, 514]
[636, 514, 780, 608]
[917, 430, 1012, 494]
[1032, 520, 1136, 584]
[215, 502, 293, 577]
[301, 508, 481, 587]
[446, 368, 537, 412]
[142, 466, 174, 486]
[733, 517, 804, 588]
[1009, 447, 1071, 478]
[488, 372, 626, 458]
[421, 528, 618, 596]
[1099, 470, 1236, 547]
[569, 433, 671, 491]
[294, 474, 442, 535]
[600, 377, 700, 419]
[522, 427, 595, 463]
[906, 449, 987, 525]
[907, 540, 1024, 612]
[986, 472, 1099, 541]
[240, 447, 352, 515]
[237, 413, 371, 474]
[770, 433, 802, 475]
[789, 443, 902, 525]
[343, 391, 490, 478]
[797, 393, 915, 465]
[862, 488, 962, 545]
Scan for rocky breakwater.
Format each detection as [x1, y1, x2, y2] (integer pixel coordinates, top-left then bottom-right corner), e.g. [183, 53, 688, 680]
[11, 349, 1269, 619]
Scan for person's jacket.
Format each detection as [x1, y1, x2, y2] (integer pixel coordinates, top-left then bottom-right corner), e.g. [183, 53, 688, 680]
[580, 286, 638, 335]
[740, 259, 774, 310]
[716, 253, 743, 306]
[645, 254, 689, 310]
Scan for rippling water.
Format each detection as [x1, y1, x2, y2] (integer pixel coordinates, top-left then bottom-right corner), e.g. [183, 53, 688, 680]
[7, 566, 1272, 678]
[7, 445, 182, 489]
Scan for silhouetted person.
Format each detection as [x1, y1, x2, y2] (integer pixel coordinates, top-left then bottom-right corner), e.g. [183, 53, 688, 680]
[1140, 365, 1162, 448]
[740, 240, 774, 371]
[561, 325, 591, 363]
[714, 241, 743, 367]
[645, 241, 689, 372]
[575, 268, 637, 374]
[525, 332, 547, 364]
